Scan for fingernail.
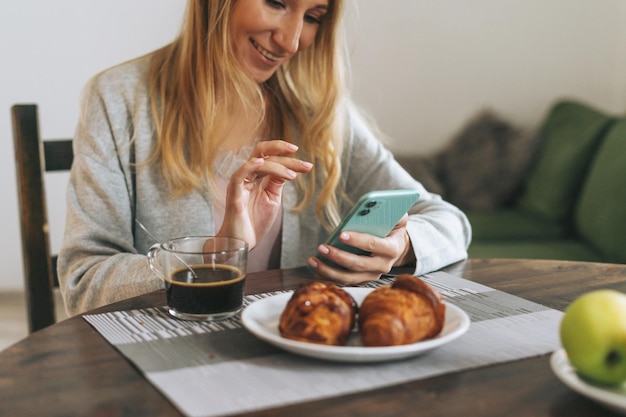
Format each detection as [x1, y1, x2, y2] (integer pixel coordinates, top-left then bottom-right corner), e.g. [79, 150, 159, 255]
[253, 157, 264, 164]
[301, 161, 313, 169]
[287, 143, 298, 151]
[308, 258, 318, 268]
[286, 169, 296, 178]
[318, 245, 329, 255]
[340, 232, 349, 241]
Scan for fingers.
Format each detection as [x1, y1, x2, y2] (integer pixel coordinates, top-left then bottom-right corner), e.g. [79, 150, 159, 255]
[237, 159, 298, 191]
[306, 235, 391, 284]
[235, 141, 313, 189]
[310, 238, 392, 275]
[243, 174, 257, 183]
[254, 141, 313, 172]
[234, 157, 265, 188]
[307, 223, 410, 284]
[253, 140, 298, 159]
[307, 255, 384, 284]
[260, 143, 313, 174]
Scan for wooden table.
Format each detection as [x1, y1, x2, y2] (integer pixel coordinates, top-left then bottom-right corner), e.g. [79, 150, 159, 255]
[2, 258, 626, 417]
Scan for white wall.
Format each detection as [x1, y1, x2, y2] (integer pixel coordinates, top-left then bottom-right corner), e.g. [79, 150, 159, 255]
[347, 0, 626, 154]
[1, 1, 186, 291]
[1, 0, 625, 291]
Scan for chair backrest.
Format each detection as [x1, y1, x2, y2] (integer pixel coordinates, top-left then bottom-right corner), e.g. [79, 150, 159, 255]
[12, 104, 73, 333]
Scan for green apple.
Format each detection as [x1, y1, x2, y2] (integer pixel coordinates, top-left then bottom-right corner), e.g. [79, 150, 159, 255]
[560, 289, 626, 385]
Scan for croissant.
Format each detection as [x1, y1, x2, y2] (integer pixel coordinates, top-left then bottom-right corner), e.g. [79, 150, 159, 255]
[358, 275, 446, 347]
[279, 282, 358, 346]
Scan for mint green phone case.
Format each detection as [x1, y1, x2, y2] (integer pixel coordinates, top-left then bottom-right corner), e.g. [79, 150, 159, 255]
[320, 189, 420, 265]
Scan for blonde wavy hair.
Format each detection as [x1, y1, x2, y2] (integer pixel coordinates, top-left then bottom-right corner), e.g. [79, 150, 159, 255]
[147, 0, 347, 230]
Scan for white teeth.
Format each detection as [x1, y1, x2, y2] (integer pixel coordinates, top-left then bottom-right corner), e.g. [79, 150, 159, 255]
[252, 40, 279, 61]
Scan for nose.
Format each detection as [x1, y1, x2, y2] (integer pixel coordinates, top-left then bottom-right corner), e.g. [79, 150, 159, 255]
[273, 15, 302, 54]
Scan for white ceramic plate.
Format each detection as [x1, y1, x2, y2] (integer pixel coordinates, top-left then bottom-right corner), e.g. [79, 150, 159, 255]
[241, 287, 470, 363]
[551, 348, 626, 415]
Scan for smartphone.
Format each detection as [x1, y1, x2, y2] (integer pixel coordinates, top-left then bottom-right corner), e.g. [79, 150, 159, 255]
[318, 189, 420, 267]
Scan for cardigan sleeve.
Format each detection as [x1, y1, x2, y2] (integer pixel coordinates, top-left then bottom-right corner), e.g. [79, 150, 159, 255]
[58, 67, 163, 316]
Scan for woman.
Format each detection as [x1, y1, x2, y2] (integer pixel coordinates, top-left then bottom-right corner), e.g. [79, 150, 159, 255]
[58, 0, 471, 315]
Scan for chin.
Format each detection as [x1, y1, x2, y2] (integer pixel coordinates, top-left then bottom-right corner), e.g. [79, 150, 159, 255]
[244, 65, 279, 84]
[251, 72, 275, 84]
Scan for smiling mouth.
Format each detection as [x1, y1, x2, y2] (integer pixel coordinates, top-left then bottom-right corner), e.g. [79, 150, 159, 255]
[251, 39, 280, 62]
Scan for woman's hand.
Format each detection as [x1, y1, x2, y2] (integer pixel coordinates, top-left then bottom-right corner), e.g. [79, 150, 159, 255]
[307, 214, 415, 284]
[217, 140, 313, 249]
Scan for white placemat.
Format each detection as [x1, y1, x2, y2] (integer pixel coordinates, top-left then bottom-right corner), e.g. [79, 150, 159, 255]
[84, 272, 563, 417]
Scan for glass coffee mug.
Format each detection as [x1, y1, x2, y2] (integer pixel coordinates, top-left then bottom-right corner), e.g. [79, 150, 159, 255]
[148, 236, 248, 321]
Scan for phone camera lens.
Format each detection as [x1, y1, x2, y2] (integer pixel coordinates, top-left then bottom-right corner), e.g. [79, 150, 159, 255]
[366, 201, 377, 208]
[359, 209, 370, 216]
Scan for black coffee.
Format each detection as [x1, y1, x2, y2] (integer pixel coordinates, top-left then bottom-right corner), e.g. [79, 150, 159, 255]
[166, 264, 245, 315]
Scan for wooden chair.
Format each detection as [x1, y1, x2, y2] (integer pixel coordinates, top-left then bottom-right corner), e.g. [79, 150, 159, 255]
[12, 104, 73, 333]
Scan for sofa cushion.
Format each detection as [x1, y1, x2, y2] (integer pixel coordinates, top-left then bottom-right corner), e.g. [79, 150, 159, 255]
[437, 111, 541, 210]
[575, 120, 626, 263]
[395, 155, 444, 195]
[468, 240, 604, 263]
[517, 100, 614, 226]
[467, 209, 567, 240]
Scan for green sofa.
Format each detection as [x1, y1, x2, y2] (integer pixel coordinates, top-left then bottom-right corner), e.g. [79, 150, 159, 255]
[467, 100, 626, 264]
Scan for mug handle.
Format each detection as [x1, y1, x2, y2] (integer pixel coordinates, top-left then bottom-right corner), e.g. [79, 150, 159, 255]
[147, 243, 164, 278]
